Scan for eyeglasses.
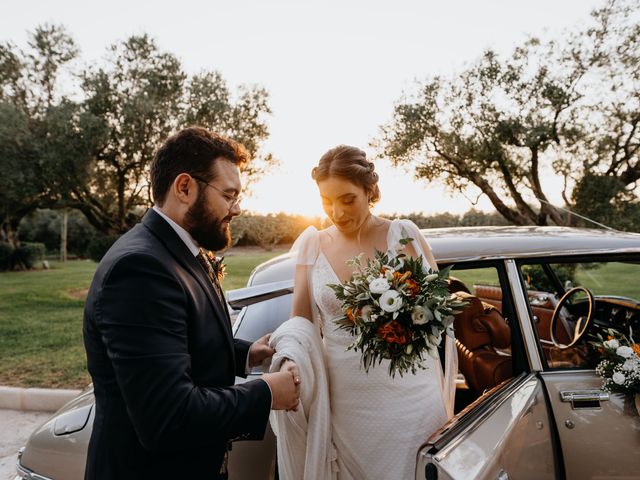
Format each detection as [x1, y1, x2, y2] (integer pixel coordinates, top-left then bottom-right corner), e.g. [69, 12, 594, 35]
[191, 175, 243, 208]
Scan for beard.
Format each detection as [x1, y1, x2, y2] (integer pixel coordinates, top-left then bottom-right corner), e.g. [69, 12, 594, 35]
[184, 192, 231, 252]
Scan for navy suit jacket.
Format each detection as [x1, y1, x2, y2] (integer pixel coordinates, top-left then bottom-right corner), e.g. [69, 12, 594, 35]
[83, 209, 271, 479]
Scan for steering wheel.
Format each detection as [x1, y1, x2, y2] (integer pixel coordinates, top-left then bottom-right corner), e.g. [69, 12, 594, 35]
[549, 286, 595, 349]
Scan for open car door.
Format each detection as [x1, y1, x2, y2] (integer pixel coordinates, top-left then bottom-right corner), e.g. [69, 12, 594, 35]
[416, 373, 559, 480]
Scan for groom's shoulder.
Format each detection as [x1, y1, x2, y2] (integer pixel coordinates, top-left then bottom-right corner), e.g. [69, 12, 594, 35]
[96, 224, 169, 275]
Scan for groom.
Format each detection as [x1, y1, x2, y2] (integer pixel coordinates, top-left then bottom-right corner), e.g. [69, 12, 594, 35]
[83, 127, 299, 479]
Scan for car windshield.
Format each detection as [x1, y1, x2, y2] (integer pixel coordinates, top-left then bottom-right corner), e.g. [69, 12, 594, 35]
[519, 258, 640, 369]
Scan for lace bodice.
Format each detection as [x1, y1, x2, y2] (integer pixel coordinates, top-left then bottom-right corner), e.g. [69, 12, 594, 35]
[312, 252, 344, 320]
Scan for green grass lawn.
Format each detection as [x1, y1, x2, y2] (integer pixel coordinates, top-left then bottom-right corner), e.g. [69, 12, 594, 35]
[0, 248, 285, 388]
[222, 249, 287, 290]
[574, 261, 640, 299]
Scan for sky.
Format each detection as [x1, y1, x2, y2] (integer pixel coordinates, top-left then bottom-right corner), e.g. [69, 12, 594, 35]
[3, 0, 605, 217]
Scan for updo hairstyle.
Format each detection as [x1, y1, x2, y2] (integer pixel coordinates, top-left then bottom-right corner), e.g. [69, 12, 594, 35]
[311, 145, 380, 204]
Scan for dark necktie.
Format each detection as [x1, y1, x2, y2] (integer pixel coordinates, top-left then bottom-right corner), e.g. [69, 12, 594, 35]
[196, 248, 224, 303]
[196, 247, 231, 478]
[195, 248, 231, 476]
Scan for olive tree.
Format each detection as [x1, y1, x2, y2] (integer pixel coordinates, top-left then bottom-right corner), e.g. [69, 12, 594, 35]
[378, 0, 639, 228]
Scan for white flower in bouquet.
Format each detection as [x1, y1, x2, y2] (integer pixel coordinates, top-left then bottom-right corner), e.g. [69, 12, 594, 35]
[613, 372, 626, 385]
[379, 290, 403, 313]
[622, 358, 637, 371]
[603, 339, 619, 349]
[411, 305, 434, 325]
[425, 273, 439, 282]
[369, 278, 391, 294]
[616, 346, 634, 358]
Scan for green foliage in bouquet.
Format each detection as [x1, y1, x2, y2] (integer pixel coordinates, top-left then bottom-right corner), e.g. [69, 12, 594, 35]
[328, 236, 468, 377]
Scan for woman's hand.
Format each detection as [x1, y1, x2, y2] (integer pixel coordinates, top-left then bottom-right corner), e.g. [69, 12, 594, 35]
[280, 358, 301, 411]
[280, 359, 301, 384]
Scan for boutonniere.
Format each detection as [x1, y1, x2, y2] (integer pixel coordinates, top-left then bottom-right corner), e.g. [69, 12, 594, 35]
[204, 250, 226, 283]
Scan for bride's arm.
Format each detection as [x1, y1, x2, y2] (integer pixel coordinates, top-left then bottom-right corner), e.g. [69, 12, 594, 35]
[280, 265, 309, 388]
[291, 264, 313, 321]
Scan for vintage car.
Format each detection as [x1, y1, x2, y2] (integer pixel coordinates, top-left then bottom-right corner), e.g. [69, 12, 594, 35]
[15, 226, 640, 480]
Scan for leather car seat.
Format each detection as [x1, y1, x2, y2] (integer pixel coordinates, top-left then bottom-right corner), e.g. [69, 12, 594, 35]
[453, 291, 513, 393]
[448, 277, 471, 295]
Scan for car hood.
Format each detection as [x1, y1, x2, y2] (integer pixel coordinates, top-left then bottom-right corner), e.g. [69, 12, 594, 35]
[19, 386, 94, 479]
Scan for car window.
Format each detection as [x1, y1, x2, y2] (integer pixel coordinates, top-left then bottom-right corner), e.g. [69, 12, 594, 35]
[448, 265, 517, 411]
[519, 259, 640, 370]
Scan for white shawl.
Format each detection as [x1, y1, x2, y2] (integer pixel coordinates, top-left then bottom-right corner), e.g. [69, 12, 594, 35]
[269, 316, 337, 480]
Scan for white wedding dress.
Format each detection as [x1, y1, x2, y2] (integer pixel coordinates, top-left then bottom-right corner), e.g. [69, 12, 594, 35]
[270, 219, 457, 480]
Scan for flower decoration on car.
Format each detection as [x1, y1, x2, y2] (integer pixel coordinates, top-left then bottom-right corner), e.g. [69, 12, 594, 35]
[328, 233, 469, 377]
[590, 328, 640, 395]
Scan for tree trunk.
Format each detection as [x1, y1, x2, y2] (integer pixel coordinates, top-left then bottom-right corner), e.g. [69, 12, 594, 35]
[468, 172, 533, 225]
[1, 218, 21, 248]
[2, 216, 28, 270]
[60, 208, 68, 262]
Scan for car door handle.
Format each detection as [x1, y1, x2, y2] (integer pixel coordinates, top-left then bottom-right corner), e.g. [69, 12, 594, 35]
[560, 389, 609, 409]
[560, 390, 610, 402]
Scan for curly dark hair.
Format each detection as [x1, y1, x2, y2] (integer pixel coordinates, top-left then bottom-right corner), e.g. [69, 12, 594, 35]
[150, 126, 249, 206]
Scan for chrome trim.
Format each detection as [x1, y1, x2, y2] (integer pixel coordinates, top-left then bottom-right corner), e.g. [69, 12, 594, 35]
[15, 459, 54, 480]
[540, 368, 595, 376]
[435, 247, 640, 264]
[231, 306, 247, 336]
[560, 390, 610, 402]
[226, 279, 294, 309]
[505, 259, 543, 371]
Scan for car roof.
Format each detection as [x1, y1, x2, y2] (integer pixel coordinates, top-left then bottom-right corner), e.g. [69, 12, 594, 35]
[425, 226, 640, 262]
[248, 226, 640, 286]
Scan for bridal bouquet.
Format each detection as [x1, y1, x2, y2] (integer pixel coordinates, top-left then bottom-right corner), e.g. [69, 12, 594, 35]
[328, 236, 468, 377]
[590, 328, 640, 395]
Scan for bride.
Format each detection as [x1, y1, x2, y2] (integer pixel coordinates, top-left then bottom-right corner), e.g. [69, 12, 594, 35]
[269, 145, 458, 480]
